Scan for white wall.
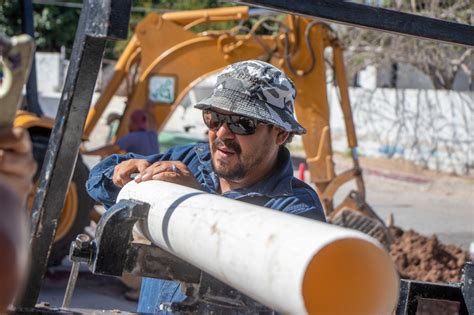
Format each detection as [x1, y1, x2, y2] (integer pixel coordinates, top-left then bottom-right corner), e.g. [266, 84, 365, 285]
[372, 63, 471, 91]
[35, 52, 63, 93]
[35, 54, 473, 175]
[328, 87, 473, 175]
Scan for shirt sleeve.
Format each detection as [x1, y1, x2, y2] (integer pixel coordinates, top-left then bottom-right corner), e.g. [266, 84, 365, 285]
[265, 187, 326, 222]
[86, 152, 149, 208]
[86, 144, 197, 208]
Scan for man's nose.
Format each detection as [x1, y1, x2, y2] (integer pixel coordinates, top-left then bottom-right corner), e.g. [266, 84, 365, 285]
[216, 122, 235, 139]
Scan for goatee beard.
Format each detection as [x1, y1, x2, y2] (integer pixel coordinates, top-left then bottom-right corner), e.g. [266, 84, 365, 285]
[212, 138, 245, 180]
[212, 160, 246, 180]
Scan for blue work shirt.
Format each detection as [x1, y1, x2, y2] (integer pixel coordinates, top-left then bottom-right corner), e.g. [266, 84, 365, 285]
[86, 142, 325, 313]
[116, 130, 160, 156]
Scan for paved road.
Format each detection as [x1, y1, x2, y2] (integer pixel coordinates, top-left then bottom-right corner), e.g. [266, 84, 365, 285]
[331, 160, 473, 250]
[291, 152, 473, 251]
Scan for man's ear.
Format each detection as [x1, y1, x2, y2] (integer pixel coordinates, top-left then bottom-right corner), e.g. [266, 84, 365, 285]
[275, 128, 289, 146]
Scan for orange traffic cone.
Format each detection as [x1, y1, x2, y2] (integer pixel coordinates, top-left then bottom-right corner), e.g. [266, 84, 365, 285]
[298, 162, 305, 181]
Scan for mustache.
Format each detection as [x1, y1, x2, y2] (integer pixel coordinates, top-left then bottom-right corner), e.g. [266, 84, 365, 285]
[212, 138, 241, 154]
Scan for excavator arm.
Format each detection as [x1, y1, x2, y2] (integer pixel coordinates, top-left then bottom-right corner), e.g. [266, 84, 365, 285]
[84, 6, 389, 243]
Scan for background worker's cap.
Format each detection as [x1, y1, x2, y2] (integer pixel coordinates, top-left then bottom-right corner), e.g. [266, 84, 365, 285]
[129, 109, 149, 131]
[194, 60, 306, 134]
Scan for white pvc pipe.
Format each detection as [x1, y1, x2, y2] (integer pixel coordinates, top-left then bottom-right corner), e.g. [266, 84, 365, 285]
[118, 181, 399, 314]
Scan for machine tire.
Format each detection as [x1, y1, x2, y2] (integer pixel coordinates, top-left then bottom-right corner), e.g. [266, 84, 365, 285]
[29, 130, 94, 266]
[48, 156, 94, 265]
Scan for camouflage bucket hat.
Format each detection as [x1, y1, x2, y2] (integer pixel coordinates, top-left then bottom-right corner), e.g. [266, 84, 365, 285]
[194, 60, 306, 134]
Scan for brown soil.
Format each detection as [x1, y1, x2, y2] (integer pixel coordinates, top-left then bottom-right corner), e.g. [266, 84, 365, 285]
[389, 226, 469, 283]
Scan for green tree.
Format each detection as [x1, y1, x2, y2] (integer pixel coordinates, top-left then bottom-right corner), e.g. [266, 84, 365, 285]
[338, 0, 472, 89]
[1, 0, 234, 58]
[0, 1, 23, 36]
[34, 4, 80, 51]
[0, 0, 81, 52]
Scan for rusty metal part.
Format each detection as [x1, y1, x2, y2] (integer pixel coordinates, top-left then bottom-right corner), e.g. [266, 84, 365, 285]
[15, 0, 132, 309]
[124, 243, 201, 283]
[396, 262, 473, 314]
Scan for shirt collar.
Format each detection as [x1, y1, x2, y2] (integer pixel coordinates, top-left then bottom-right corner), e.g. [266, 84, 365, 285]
[194, 143, 294, 199]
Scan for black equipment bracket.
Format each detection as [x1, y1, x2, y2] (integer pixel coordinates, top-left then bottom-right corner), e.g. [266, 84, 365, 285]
[233, 0, 474, 47]
[16, 0, 132, 309]
[70, 199, 270, 314]
[396, 262, 473, 314]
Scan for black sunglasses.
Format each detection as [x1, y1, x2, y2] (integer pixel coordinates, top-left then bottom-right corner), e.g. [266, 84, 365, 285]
[202, 110, 263, 135]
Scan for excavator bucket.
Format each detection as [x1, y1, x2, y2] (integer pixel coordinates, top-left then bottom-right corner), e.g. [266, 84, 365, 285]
[329, 191, 393, 247]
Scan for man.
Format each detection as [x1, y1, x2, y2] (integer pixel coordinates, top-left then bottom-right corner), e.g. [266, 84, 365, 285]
[86, 60, 325, 313]
[0, 127, 37, 311]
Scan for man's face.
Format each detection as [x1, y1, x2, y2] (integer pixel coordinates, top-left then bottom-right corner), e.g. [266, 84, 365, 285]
[206, 110, 282, 181]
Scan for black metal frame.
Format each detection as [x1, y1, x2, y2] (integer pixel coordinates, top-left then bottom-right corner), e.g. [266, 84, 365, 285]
[12, 0, 473, 312]
[396, 262, 473, 314]
[84, 199, 202, 283]
[397, 280, 466, 314]
[232, 0, 474, 47]
[15, 0, 132, 309]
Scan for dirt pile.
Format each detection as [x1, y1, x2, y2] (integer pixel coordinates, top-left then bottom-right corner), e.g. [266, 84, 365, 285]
[389, 226, 469, 283]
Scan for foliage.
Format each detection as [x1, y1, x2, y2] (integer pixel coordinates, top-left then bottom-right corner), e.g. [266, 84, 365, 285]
[0, 1, 23, 36]
[0, 0, 81, 52]
[338, 0, 473, 89]
[0, 0, 234, 58]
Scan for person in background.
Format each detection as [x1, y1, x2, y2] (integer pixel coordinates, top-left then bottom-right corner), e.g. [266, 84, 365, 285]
[82, 109, 159, 158]
[0, 127, 37, 312]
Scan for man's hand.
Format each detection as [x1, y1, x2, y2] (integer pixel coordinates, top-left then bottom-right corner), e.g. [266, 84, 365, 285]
[135, 161, 203, 191]
[113, 159, 151, 187]
[0, 127, 37, 202]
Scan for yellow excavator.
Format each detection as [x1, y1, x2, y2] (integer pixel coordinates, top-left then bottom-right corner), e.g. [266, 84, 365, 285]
[14, 6, 390, 262]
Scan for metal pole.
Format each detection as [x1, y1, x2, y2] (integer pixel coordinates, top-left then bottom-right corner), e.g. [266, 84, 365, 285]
[15, 0, 131, 309]
[61, 261, 80, 308]
[61, 234, 91, 309]
[20, 0, 43, 115]
[233, 0, 474, 47]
